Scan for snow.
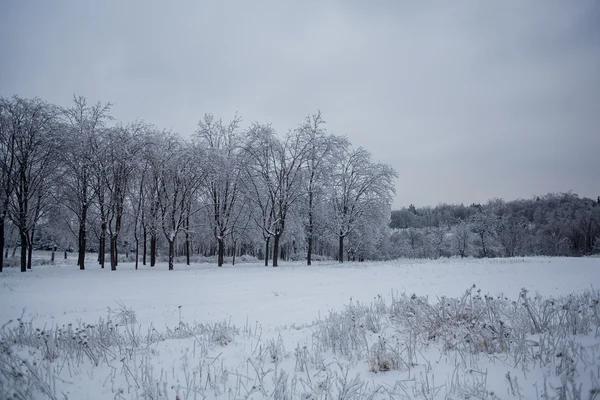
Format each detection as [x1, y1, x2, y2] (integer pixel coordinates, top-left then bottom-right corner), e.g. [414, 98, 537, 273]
[2, 257, 596, 331]
[1, 256, 599, 399]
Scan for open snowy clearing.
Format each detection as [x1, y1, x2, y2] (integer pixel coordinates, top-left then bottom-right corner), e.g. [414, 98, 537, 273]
[2, 257, 598, 331]
[1, 257, 599, 399]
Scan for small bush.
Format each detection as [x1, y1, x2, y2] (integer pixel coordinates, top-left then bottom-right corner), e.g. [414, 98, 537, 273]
[368, 335, 406, 372]
[111, 301, 137, 325]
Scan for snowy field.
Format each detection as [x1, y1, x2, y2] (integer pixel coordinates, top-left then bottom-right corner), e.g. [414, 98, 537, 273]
[1, 256, 599, 399]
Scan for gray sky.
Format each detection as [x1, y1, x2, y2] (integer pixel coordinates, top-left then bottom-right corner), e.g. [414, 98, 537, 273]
[1, 0, 599, 208]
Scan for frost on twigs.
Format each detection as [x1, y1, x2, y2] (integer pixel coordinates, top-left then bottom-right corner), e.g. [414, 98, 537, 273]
[1, 289, 599, 399]
[309, 287, 600, 397]
[111, 301, 137, 326]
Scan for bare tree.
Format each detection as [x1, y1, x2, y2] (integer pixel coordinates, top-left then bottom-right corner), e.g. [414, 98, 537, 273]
[453, 220, 472, 258]
[497, 214, 528, 257]
[242, 124, 309, 267]
[103, 123, 144, 270]
[241, 124, 277, 266]
[194, 114, 244, 267]
[296, 111, 344, 265]
[344, 201, 391, 261]
[131, 162, 148, 270]
[88, 127, 110, 268]
[140, 151, 162, 268]
[59, 95, 112, 270]
[329, 146, 396, 263]
[149, 134, 204, 270]
[146, 185, 160, 267]
[0, 98, 17, 272]
[2, 97, 59, 271]
[470, 210, 498, 258]
[229, 199, 253, 265]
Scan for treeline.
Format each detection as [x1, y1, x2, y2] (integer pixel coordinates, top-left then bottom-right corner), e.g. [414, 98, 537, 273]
[387, 193, 600, 259]
[0, 95, 397, 272]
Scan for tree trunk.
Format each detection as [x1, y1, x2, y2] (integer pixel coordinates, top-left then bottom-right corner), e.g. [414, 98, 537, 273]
[272, 234, 280, 267]
[264, 237, 270, 267]
[97, 191, 107, 268]
[217, 237, 224, 267]
[150, 234, 156, 267]
[20, 230, 27, 272]
[185, 217, 190, 265]
[142, 226, 147, 265]
[307, 235, 312, 266]
[185, 234, 190, 265]
[26, 228, 35, 270]
[338, 235, 344, 263]
[114, 238, 119, 267]
[307, 191, 313, 266]
[64, 248, 67, 259]
[232, 240, 237, 266]
[77, 219, 86, 270]
[51, 246, 56, 263]
[0, 216, 4, 272]
[168, 240, 174, 270]
[480, 233, 487, 258]
[110, 235, 117, 271]
[135, 238, 139, 270]
[99, 220, 106, 268]
[27, 240, 33, 270]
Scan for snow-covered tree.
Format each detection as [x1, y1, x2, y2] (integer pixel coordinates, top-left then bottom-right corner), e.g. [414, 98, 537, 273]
[1, 97, 59, 271]
[296, 111, 345, 265]
[194, 114, 245, 267]
[470, 209, 499, 258]
[103, 123, 145, 270]
[497, 213, 528, 257]
[345, 201, 392, 261]
[59, 95, 112, 270]
[0, 98, 17, 272]
[329, 146, 396, 262]
[453, 220, 472, 258]
[242, 124, 310, 266]
[149, 133, 204, 270]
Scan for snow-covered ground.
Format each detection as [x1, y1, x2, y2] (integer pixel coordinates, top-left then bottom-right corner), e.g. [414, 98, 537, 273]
[1, 256, 599, 399]
[2, 256, 596, 331]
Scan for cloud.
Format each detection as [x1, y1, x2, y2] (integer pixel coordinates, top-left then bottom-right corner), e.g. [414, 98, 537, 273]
[1, 0, 598, 207]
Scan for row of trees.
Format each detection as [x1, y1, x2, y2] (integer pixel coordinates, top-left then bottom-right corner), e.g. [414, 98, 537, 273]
[387, 193, 600, 259]
[0, 95, 397, 272]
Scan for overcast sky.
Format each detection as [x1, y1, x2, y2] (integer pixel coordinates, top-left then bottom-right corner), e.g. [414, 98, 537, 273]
[1, 1, 598, 208]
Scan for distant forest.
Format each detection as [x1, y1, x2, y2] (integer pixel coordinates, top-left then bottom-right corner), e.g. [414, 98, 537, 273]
[387, 192, 600, 259]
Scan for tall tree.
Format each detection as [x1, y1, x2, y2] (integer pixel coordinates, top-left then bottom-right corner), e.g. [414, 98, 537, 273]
[104, 123, 144, 270]
[3, 97, 58, 271]
[453, 220, 472, 258]
[60, 95, 112, 270]
[150, 134, 204, 270]
[242, 124, 309, 267]
[131, 161, 148, 270]
[497, 213, 528, 257]
[194, 114, 244, 267]
[296, 111, 343, 265]
[329, 146, 396, 263]
[0, 98, 17, 272]
[470, 209, 499, 258]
